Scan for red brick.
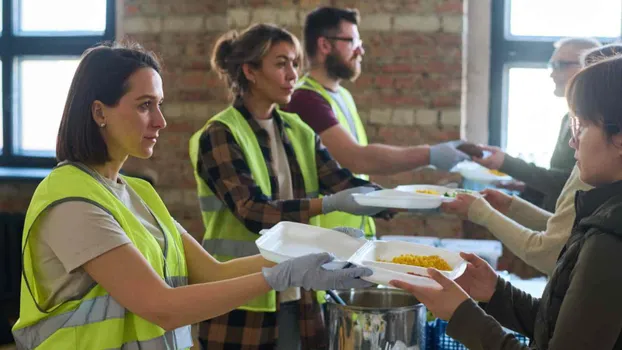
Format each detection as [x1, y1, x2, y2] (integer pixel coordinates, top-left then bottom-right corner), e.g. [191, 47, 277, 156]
[374, 76, 394, 88]
[435, 0, 464, 14]
[353, 76, 373, 89]
[124, 5, 140, 16]
[380, 95, 426, 106]
[431, 94, 461, 108]
[381, 63, 414, 74]
[394, 77, 416, 89]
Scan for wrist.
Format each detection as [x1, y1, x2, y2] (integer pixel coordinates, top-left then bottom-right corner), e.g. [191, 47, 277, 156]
[321, 196, 335, 214]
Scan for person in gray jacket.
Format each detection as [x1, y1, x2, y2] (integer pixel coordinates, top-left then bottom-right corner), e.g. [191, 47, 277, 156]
[393, 54, 622, 349]
[477, 37, 600, 212]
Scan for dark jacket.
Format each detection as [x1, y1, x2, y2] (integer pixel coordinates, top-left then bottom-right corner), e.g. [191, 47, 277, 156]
[500, 114, 576, 212]
[446, 180, 622, 349]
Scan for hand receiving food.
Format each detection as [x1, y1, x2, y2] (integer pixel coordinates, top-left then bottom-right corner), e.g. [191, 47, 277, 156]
[454, 252, 498, 303]
[472, 145, 505, 170]
[440, 194, 478, 219]
[480, 189, 513, 214]
[390, 268, 469, 321]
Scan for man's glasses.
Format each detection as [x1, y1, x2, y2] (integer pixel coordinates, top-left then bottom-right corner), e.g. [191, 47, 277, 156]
[548, 60, 580, 70]
[324, 36, 363, 49]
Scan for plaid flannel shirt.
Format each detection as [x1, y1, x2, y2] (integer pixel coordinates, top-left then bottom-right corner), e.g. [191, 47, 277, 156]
[196, 102, 380, 349]
[196, 102, 376, 234]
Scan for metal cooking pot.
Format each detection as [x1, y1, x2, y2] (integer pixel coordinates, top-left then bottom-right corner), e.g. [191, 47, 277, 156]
[325, 288, 427, 350]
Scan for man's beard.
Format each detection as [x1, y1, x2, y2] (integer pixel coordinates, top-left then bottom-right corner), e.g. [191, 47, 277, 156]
[325, 51, 360, 81]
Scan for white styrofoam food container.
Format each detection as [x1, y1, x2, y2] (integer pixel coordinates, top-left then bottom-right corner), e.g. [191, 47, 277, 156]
[395, 184, 481, 199]
[348, 240, 467, 287]
[381, 235, 440, 247]
[351, 189, 444, 209]
[452, 161, 512, 183]
[257, 222, 467, 287]
[256, 222, 366, 269]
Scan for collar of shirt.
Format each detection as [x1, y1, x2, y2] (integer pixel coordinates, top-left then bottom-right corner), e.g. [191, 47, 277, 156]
[233, 99, 291, 142]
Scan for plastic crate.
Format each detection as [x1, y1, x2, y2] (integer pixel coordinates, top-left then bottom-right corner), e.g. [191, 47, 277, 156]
[426, 319, 530, 350]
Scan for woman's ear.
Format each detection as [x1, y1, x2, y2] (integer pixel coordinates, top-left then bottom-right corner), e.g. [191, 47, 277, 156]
[242, 63, 256, 85]
[91, 101, 106, 127]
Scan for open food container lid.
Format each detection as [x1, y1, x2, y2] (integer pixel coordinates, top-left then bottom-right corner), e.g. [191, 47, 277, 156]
[257, 222, 467, 287]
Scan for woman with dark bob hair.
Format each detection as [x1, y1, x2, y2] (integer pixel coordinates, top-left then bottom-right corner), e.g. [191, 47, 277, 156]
[393, 54, 622, 349]
[10, 41, 372, 350]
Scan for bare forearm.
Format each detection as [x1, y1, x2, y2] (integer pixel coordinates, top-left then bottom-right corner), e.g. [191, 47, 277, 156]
[344, 144, 431, 175]
[156, 273, 271, 330]
[191, 255, 276, 284]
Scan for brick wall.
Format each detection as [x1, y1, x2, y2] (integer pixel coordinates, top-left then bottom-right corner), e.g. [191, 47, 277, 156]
[0, 0, 541, 278]
[119, 0, 466, 235]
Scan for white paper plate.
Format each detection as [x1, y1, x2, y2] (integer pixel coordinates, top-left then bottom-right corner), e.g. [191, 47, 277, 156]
[352, 189, 443, 209]
[256, 222, 366, 269]
[395, 184, 480, 200]
[453, 161, 512, 183]
[348, 240, 467, 287]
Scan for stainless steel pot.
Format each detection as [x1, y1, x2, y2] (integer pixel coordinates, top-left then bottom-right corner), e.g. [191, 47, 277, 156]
[325, 288, 427, 350]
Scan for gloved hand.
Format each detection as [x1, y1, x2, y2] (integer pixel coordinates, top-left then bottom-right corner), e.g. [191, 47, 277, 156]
[262, 253, 375, 291]
[429, 140, 470, 171]
[332, 226, 366, 239]
[322, 186, 383, 216]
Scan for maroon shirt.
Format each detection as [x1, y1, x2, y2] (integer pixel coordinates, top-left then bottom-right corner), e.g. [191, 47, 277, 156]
[283, 89, 339, 134]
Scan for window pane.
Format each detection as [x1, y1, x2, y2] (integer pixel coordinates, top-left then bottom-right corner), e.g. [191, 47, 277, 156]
[18, 58, 80, 155]
[19, 0, 106, 34]
[0, 61, 2, 153]
[505, 67, 568, 168]
[509, 0, 621, 38]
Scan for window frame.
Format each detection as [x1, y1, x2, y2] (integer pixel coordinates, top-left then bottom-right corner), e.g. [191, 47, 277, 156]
[0, 0, 116, 170]
[488, 0, 621, 148]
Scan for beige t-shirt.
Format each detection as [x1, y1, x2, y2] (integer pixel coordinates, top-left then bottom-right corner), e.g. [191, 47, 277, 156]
[256, 117, 300, 303]
[32, 165, 187, 310]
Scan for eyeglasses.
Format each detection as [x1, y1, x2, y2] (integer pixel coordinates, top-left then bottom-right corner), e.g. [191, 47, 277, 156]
[570, 116, 585, 140]
[324, 36, 363, 49]
[570, 116, 621, 141]
[548, 60, 580, 70]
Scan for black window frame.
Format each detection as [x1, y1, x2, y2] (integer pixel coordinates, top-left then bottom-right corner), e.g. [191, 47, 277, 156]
[0, 0, 116, 170]
[488, 0, 621, 148]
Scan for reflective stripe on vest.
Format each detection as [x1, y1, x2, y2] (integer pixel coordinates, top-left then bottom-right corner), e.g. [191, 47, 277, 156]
[14, 276, 190, 350]
[199, 195, 224, 212]
[120, 326, 192, 350]
[13, 164, 191, 349]
[199, 192, 319, 213]
[202, 239, 259, 258]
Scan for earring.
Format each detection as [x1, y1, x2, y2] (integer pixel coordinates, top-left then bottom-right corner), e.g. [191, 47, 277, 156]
[99, 123, 106, 128]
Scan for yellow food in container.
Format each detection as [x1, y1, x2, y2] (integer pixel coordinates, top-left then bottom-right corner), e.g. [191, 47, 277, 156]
[382, 254, 452, 271]
[415, 189, 440, 195]
[488, 169, 507, 177]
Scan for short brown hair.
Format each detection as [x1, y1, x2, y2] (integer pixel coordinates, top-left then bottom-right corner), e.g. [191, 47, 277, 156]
[304, 7, 360, 59]
[566, 56, 622, 139]
[210, 23, 302, 97]
[56, 41, 161, 164]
